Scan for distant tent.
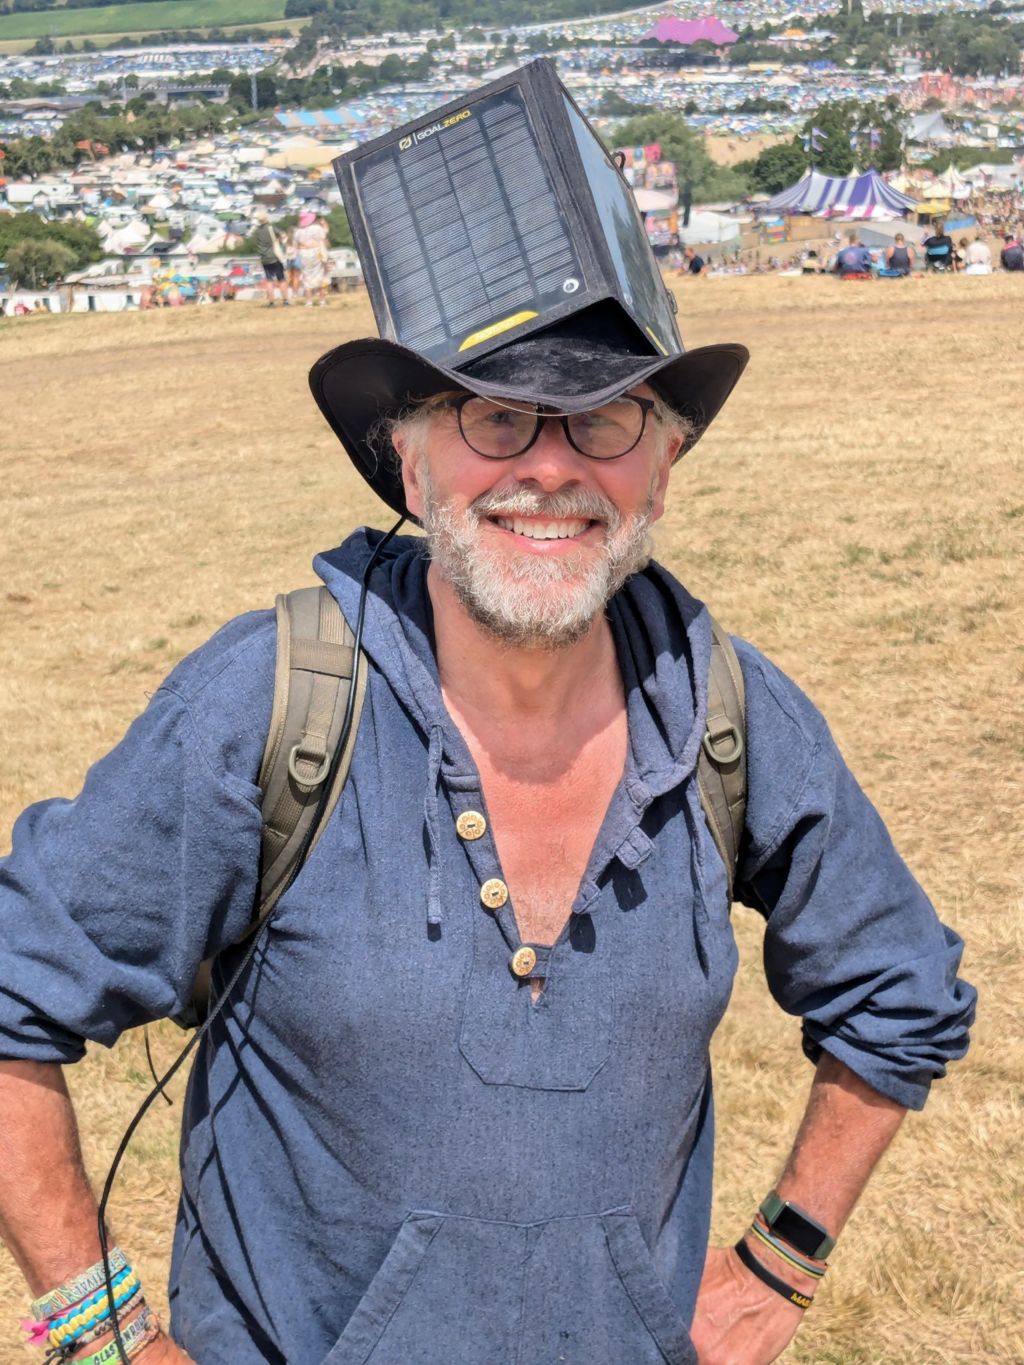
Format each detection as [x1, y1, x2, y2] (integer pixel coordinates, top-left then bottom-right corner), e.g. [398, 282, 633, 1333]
[641, 17, 739, 45]
[761, 168, 917, 220]
[930, 167, 973, 199]
[186, 228, 228, 255]
[677, 209, 745, 246]
[905, 112, 953, 146]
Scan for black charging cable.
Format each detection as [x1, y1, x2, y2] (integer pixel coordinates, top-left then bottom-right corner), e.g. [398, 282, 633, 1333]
[96, 517, 406, 1363]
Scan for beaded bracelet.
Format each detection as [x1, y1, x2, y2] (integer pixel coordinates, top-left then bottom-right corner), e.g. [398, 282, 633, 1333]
[30, 1252, 130, 1323]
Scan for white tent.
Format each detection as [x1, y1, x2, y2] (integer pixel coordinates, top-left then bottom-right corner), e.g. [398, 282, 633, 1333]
[186, 227, 230, 254]
[905, 112, 954, 145]
[5, 182, 43, 205]
[677, 210, 744, 246]
[961, 163, 1021, 190]
[931, 166, 973, 198]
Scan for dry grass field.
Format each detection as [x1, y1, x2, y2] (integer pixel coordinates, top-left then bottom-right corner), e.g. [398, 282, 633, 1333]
[1, 276, 1021, 1362]
[704, 133, 790, 167]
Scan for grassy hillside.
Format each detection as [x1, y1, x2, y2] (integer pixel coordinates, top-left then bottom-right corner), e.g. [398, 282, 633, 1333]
[0, 0, 285, 41]
[0, 278, 1020, 1361]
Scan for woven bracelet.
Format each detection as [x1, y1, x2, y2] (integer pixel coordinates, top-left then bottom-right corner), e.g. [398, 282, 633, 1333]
[31, 1252, 129, 1323]
[734, 1238, 814, 1311]
[47, 1272, 141, 1349]
[46, 1268, 136, 1334]
[46, 1287, 143, 1361]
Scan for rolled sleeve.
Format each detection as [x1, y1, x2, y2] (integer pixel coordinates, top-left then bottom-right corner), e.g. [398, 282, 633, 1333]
[734, 643, 976, 1111]
[0, 618, 271, 1062]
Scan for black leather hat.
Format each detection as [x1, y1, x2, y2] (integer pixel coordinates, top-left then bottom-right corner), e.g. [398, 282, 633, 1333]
[310, 313, 749, 518]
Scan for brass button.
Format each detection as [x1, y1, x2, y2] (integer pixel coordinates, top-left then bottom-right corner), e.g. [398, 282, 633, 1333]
[456, 810, 487, 841]
[511, 946, 537, 978]
[480, 878, 508, 910]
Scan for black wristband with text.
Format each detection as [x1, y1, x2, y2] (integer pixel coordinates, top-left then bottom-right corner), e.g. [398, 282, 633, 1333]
[734, 1237, 814, 1311]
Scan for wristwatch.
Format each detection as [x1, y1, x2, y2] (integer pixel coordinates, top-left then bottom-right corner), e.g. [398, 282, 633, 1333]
[759, 1191, 835, 1260]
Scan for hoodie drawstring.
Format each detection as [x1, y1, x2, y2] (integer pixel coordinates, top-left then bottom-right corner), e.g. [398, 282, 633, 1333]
[424, 724, 445, 927]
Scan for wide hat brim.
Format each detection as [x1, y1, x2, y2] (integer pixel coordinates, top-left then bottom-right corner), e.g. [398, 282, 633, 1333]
[309, 333, 749, 519]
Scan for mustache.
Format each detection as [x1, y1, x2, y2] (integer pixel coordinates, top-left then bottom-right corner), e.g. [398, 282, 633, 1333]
[469, 485, 619, 527]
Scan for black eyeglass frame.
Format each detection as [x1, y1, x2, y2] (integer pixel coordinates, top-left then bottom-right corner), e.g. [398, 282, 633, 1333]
[440, 393, 658, 461]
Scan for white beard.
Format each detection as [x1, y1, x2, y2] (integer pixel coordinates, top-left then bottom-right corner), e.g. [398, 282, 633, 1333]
[420, 475, 655, 650]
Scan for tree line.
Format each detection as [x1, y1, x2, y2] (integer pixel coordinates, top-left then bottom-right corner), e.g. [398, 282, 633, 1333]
[0, 211, 103, 288]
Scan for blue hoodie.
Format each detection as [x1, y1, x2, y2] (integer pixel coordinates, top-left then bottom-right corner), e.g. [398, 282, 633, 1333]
[0, 531, 974, 1364]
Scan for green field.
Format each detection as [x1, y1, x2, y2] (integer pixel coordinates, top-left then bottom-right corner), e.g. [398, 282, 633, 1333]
[0, 0, 286, 41]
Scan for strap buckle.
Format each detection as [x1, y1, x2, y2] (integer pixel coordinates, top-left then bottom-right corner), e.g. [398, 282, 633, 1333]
[287, 742, 330, 789]
[702, 721, 744, 767]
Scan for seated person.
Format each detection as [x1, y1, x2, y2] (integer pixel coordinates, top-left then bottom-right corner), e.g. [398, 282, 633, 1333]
[963, 236, 992, 275]
[922, 222, 954, 271]
[834, 231, 873, 278]
[883, 234, 915, 276]
[1000, 234, 1024, 271]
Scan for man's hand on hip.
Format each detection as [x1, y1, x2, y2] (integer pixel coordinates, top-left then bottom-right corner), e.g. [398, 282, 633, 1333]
[690, 1245, 808, 1365]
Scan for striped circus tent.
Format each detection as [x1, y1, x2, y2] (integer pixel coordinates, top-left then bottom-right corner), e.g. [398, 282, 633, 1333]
[762, 168, 917, 220]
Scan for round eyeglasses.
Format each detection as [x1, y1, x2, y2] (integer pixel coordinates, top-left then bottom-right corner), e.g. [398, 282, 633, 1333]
[443, 394, 657, 461]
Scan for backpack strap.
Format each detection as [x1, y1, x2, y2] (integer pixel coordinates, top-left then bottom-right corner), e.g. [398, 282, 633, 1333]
[257, 585, 365, 923]
[697, 615, 747, 903]
[175, 588, 365, 1029]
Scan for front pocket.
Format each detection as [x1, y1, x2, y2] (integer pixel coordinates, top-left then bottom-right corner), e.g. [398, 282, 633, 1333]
[322, 1209, 696, 1365]
[322, 1213, 523, 1364]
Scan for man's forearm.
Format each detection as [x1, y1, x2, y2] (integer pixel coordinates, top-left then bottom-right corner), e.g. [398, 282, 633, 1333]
[0, 1059, 105, 1297]
[774, 1050, 907, 1239]
[692, 1053, 909, 1361]
[740, 1050, 907, 1295]
[0, 1062, 187, 1363]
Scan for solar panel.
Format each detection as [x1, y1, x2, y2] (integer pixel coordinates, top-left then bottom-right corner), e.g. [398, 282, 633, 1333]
[349, 86, 582, 362]
[335, 60, 683, 371]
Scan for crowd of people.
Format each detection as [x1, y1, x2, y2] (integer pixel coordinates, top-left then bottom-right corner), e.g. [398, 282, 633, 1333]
[667, 220, 1024, 280]
[823, 221, 1024, 278]
[130, 210, 337, 311]
[138, 265, 237, 309]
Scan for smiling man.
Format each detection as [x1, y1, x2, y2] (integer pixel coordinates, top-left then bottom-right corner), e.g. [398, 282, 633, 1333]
[399, 386, 676, 647]
[0, 64, 974, 1365]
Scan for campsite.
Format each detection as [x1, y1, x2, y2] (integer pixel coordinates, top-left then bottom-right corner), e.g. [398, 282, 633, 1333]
[0, 275, 1020, 1362]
